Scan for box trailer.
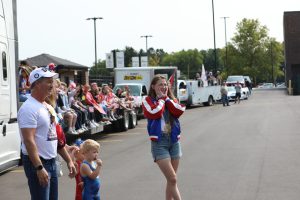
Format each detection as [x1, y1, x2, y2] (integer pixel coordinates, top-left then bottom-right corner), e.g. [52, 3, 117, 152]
[113, 66, 178, 118]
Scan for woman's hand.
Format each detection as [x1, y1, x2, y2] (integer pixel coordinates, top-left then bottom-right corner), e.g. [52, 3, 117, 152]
[157, 89, 167, 99]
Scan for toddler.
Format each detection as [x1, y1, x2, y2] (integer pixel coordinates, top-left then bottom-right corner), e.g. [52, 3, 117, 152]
[80, 139, 102, 200]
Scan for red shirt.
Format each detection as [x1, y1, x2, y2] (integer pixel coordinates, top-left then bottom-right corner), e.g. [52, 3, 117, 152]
[75, 160, 83, 200]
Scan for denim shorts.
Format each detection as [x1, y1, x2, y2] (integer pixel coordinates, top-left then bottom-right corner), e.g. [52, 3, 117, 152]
[151, 133, 182, 162]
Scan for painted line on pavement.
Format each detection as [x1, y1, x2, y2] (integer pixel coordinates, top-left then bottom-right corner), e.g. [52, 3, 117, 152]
[108, 132, 144, 136]
[11, 169, 24, 173]
[99, 139, 123, 143]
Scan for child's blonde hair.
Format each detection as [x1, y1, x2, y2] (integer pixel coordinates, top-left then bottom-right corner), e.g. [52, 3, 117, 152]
[81, 139, 100, 154]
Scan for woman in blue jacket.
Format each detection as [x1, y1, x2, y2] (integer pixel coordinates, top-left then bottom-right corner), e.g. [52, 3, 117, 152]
[142, 75, 185, 200]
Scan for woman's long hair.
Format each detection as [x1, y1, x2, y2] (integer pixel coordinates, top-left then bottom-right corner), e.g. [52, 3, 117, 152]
[148, 75, 176, 100]
[45, 80, 58, 107]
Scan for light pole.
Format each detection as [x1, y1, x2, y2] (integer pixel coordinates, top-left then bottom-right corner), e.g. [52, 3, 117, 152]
[271, 41, 274, 84]
[86, 17, 103, 67]
[211, 0, 217, 74]
[141, 35, 153, 54]
[221, 17, 229, 74]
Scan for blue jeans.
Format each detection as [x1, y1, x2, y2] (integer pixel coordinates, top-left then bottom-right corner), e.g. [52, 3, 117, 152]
[22, 154, 58, 200]
[222, 95, 229, 106]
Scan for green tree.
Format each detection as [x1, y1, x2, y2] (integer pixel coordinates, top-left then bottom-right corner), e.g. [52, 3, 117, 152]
[89, 60, 112, 76]
[161, 49, 203, 79]
[200, 49, 223, 73]
[228, 18, 284, 84]
[148, 48, 167, 66]
[124, 46, 138, 67]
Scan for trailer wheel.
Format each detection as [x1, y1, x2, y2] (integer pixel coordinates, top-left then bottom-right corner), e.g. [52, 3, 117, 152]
[119, 111, 129, 131]
[129, 110, 138, 129]
[204, 96, 213, 106]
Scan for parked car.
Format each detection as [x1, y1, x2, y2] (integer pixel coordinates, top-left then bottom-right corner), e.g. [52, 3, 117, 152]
[227, 86, 237, 101]
[227, 86, 250, 101]
[226, 75, 245, 86]
[257, 83, 275, 89]
[276, 82, 286, 88]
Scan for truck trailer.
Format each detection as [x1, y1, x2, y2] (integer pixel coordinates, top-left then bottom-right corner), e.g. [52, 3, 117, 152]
[113, 66, 178, 118]
[0, 0, 21, 172]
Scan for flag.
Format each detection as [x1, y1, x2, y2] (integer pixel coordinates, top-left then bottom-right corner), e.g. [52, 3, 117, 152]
[168, 71, 175, 87]
[201, 64, 208, 87]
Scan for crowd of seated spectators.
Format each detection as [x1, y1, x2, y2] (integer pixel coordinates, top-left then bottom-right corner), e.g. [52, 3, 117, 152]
[18, 61, 136, 135]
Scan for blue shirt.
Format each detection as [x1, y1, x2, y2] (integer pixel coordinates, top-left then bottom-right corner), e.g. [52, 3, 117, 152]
[81, 160, 101, 200]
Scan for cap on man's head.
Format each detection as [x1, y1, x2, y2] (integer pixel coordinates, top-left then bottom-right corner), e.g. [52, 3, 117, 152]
[29, 67, 58, 85]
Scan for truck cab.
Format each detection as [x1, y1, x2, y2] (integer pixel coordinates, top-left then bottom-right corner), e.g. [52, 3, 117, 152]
[112, 83, 147, 117]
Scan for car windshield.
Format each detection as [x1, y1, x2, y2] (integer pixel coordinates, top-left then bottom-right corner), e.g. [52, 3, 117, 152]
[113, 85, 141, 96]
[227, 86, 235, 91]
[226, 76, 244, 82]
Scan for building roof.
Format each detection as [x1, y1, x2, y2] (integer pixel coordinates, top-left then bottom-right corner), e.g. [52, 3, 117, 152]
[25, 53, 89, 69]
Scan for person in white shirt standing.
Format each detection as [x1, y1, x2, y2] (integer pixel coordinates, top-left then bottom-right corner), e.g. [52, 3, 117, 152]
[220, 82, 230, 106]
[18, 67, 76, 200]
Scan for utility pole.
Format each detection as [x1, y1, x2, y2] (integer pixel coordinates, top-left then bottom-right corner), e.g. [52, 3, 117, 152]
[211, 0, 217, 74]
[141, 35, 153, 66]
[271, 41, 274, 85]
[141, 35, 153, 54]
[86, 17, 103, 67]
[221, 17, 229, 75]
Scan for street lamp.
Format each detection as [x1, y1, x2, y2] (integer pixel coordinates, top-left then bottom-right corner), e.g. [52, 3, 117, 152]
[140, 35, 153, 54]
[86, 17, 103, 67]
[271, 41, 274, 84]
[211, 0, 217, 74]
[221, 17, 229, 74]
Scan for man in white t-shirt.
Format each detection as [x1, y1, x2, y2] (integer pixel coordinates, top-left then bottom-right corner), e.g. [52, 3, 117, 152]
[18, 67, 76, 200]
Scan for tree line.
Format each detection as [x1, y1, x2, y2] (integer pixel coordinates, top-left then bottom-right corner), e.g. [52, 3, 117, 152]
[90, 18, 284, 85]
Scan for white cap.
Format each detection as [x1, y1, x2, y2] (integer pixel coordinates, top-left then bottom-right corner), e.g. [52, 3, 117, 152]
[29, 67, 58, 85]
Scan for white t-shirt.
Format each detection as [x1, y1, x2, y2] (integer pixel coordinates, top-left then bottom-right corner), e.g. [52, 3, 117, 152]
[18, 96, 57, 159]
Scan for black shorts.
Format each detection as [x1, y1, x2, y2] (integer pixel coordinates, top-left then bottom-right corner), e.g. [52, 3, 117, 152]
[236, 92, 241, 98]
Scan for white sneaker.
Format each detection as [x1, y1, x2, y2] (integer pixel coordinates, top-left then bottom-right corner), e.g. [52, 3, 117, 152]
[130, 110, 136, 115]
[82, 125, 89, 131]
[111, 115, 117, 121]
[89, 122, 96, 129]
[105, 121, 112, 125]
[93, 121, 100, 127]
[77, 128, 84, 134]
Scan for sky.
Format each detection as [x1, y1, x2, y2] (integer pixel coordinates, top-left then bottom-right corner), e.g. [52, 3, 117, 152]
[17, 0, 299, 67]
